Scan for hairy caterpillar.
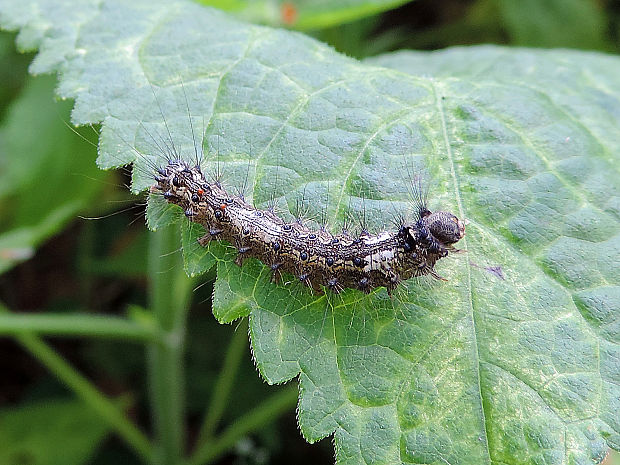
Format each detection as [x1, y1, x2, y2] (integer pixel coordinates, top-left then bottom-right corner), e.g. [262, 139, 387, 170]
[98, 85, 467, 295]
[151, 159, 465, 295]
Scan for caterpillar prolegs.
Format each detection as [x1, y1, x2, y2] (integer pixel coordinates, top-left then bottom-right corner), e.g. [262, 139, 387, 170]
[152, 160, 466, 295]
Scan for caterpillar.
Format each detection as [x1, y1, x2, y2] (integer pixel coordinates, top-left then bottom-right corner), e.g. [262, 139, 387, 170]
[92, 82, 467, 295]
[151, 159, 466, 295]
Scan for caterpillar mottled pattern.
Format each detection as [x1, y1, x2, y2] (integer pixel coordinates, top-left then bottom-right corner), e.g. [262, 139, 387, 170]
[152, 159, 465, 295]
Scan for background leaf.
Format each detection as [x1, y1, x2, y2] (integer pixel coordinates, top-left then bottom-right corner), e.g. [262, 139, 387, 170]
[493, 0, 610, 50]
[197, 0, 412, 30]
[0, 398, 112, 465]
[0, 74, 105, 273]
[0, 1, 619, 464]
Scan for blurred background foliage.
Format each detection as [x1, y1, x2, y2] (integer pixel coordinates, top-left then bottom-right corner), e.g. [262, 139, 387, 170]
[0, 0, 619, 464]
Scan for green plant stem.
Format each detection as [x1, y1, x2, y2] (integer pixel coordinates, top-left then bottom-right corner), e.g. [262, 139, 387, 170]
[14, 332, 152, 462]
[147, 226, 193, 465]
[0, 312, 157, 341]
[189, 384, 299, 465]
[195, 318, 248, 445]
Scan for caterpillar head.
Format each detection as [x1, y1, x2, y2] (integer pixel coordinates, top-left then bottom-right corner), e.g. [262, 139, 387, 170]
[400, 210, 466, 255]
[422, 210, 466, 246]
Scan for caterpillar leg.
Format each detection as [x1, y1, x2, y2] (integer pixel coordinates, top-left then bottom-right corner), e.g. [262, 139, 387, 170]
[429, 269, 448, 281]
[197, 234, 211, 246]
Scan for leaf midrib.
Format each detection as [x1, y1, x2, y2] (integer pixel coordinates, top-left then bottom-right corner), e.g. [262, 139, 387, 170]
[432, 80, 492, 464]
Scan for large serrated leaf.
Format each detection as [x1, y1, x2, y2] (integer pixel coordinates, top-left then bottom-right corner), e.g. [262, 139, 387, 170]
[1, 1, 619, 464]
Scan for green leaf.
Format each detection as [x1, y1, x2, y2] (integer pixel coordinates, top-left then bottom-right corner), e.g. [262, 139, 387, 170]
[1, 1, 619, 464]
[0, 31, 32, 115]
[0, 74, 105, 274]
[494, 0, 610, 50]
[197, 0, 412, 30]
[0, 398, 112, 465]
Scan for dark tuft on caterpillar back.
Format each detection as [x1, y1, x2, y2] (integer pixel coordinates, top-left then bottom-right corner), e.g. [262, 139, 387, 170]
[151, 161, 466, 294]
